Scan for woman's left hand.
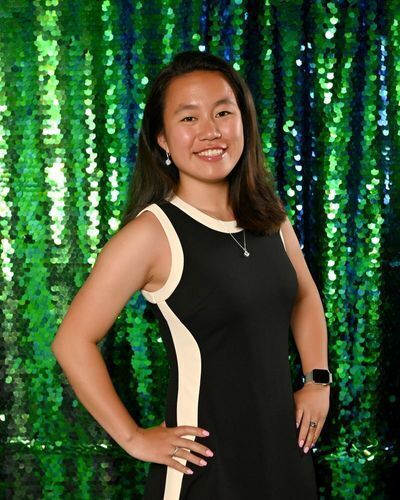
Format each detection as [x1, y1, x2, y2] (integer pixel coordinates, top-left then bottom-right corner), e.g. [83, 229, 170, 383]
[293, 383, 330, 453]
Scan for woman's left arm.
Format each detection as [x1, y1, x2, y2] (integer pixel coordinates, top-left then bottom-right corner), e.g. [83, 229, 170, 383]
[280, 216, 331, 454]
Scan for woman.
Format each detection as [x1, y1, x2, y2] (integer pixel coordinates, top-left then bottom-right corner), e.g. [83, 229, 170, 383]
[52, 50, 331, 499]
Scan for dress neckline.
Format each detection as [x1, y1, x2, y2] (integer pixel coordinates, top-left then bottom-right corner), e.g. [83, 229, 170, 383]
[168, 194, 243, 233]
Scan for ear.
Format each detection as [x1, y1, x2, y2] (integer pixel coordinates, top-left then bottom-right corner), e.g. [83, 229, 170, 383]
[157, 131, 168, 153]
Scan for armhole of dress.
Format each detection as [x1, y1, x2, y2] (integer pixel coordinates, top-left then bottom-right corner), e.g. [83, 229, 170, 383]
[279, 228, 287, 253]
[136, 204, 184, 304]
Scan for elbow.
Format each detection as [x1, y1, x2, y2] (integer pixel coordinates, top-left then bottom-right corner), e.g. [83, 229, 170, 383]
[50, 340, 61, 359]
[51, 337, 71, 369]
[51, 334, 95, 360]
[51, 333, 66, 359]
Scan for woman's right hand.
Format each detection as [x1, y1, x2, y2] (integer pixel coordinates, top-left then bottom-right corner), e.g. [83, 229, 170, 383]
[127, 421, 214, 475]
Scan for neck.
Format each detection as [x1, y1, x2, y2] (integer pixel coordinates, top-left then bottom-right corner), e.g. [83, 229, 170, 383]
[174, 182, 234, 220]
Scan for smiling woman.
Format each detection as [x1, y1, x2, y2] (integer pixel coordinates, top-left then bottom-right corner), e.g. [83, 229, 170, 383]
[156, 69, 244, 198]
[120, 51, 288, 236]
[52, 50, 328, 500]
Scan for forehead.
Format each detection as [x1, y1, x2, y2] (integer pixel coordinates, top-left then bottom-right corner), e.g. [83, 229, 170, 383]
[164, 70, 237, 109]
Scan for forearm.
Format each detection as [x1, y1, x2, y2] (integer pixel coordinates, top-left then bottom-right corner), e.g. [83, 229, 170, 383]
[51, 338, 140, 451]
[290, 291, 329, 375]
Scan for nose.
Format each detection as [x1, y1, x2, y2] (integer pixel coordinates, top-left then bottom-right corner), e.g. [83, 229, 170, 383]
[199, 118, 221, 139]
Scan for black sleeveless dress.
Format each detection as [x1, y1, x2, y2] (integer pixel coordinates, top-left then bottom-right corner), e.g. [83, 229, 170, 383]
[137, 194, 318, 500]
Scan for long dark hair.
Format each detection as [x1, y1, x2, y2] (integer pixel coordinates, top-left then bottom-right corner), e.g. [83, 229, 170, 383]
[119, 50, 287, 236]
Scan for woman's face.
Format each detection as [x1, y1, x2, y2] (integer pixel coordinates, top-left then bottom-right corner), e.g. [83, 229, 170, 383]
[157, 70, 244, 185]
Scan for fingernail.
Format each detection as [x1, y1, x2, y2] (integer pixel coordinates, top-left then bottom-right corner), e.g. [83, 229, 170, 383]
[296, 421, 299, 428]
[304, 446, 309, 453]
[311, 442, 314, 448]
[187, 469, 193, 474]
[206, 449, 214, 456]
[200, 459, 207, 466]
[202, 430, 210, 436]
[299, 439, 304, 447]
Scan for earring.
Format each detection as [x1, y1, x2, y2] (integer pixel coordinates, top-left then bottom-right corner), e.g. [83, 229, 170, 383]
[165, 151, 171, 166]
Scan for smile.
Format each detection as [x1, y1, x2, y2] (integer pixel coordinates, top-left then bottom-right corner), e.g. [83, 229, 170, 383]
[196, 149, 226, 162]
[197, 148, 224, 157]
[195, 148, 227, 161]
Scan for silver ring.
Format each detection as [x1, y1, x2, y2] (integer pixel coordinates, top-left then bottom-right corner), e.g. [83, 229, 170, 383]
[309, 421, 317, 428]
[172, 445, 180, 457]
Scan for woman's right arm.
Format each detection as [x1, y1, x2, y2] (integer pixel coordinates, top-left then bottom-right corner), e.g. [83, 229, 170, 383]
[51, 211, 213, 475]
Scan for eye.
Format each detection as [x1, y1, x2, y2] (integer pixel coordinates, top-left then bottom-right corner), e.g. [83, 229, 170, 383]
[181, 111, 231, 122]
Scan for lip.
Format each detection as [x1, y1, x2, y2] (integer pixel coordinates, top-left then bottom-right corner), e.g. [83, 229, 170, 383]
[194, 145, 228, 154]
[195, 150, 227, 162]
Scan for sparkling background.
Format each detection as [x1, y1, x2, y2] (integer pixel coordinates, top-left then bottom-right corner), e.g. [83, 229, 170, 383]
[0, 1, 399, 498]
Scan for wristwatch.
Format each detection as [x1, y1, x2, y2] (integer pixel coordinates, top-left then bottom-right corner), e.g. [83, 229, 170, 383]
[302, 368, 332, 386]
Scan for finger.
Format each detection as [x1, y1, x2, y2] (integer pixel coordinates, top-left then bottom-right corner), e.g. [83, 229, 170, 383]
[175, 436, 214, 458]
[174, 448, 208, 467]
[302, 419, 319, 453]
[295, 407, 304, 430]
[174, 425, 210, 438]
[298, 412, 310, 448]
[310, 419, 326, 448]
[311, 431, 321, 446]
[166, 457, 194, 475]
[310, 435, 318, 448]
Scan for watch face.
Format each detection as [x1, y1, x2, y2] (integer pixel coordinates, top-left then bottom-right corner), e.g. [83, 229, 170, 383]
[313, 369, 330, 383]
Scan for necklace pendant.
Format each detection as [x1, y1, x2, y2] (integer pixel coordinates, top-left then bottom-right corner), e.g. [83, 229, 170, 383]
[243, 250, 250, 257]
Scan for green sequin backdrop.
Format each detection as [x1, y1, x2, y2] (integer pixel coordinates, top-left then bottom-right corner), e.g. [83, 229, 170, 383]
[0, 0, 399, 498]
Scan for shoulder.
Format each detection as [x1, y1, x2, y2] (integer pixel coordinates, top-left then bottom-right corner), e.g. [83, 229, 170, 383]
[279, 216, 297, 250]
[279, 216, 305, 264]
[51, 205, 170, 347]
[279, 216, 296, 243]
[279, 216, 319, 300]
[108, 206, 167, 258]
[130, 204, 169, 244]
[95, 205, 167, 280]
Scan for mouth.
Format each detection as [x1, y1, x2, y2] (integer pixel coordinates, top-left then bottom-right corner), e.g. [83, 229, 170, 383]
[195, 147, 228, 158]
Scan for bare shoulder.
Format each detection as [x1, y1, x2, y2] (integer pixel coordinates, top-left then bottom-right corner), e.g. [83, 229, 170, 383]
[52, 207, 169, 347]
[97, 208, 168, 290]
[280, 216, 320, 301]
[124, 208, 170, 262]
[279, 216, 300, 256]
[115, 208, 167, 251]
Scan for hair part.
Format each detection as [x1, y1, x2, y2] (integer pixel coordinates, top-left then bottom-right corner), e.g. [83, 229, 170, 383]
[119, 50, 287, 236]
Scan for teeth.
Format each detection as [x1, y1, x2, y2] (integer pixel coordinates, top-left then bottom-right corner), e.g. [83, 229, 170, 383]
[197, 149, 224, 157]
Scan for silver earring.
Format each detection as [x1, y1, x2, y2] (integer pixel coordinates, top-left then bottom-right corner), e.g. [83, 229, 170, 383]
[165, 151, 171, 166]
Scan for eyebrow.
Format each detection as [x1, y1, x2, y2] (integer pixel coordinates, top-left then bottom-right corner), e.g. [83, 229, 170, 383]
[173, 98, 236, 115]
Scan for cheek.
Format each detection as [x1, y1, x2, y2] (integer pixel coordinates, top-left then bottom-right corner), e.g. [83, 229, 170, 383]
[234, 119, 244, 139]
[221, 118, 243, 139]
[171, 127, 193, 149]
[231, 121, 244, 154]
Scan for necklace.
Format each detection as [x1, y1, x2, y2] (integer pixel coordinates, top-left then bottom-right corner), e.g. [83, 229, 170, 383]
[188, 201, 250, 258]
[228, 231, 250, 257]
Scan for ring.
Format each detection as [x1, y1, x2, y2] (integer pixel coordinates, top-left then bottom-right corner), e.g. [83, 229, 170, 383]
[309, 421, 317, 428]
[172, 446, 180, 457]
